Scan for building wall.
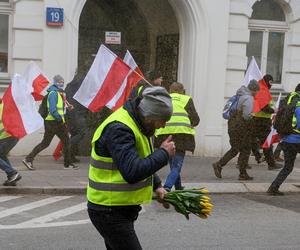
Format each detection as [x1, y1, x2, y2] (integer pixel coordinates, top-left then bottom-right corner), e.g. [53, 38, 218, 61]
[1, 0, 299, 156]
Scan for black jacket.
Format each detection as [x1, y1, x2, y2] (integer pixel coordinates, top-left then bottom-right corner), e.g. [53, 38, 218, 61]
[88, 97, 169, 211]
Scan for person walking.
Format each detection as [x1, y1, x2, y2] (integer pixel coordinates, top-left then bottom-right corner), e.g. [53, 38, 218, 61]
[87, 87, 175, 250]
[155, 82, 200, 191]
[213, 80, 260, 180]
[22, 75, 78, 170]
[267, 84, 300, 195]
[0, 99, 21, 186]
[251, 74, 282, 170]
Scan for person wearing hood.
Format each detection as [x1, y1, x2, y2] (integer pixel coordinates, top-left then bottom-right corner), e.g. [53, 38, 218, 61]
[87, 86, 175, 250]
[251, 74, 282, 170]
[22, 75, 78, 170]
[213, 80, 260, 180]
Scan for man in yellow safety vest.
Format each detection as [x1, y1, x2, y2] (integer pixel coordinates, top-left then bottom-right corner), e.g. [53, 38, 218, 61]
[87, 86, 175, 250]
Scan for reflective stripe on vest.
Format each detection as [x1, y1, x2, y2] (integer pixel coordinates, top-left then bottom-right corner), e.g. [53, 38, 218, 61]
[253, 100, 274, 119]
[45, 91, 65, 123]
[87, 107, 153, 206]
[0, 104, 11, 140]
[155, 93, 195, 136]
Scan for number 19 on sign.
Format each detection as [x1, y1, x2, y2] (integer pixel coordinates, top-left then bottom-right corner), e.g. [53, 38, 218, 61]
[46, 7, 64, 27]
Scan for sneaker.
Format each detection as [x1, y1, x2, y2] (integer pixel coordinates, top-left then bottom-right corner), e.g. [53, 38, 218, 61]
[268, 163, 282, 170]
[238, 173, 254, 181]
[212, 162, 222, 178]
[22, 159, 35, 170]
[175, 186, 185, 191]
[3, 172, 22, 186]
[267, 187, 284, 196]
[164, 187, 171, 192]
[64, 163, 79, 170]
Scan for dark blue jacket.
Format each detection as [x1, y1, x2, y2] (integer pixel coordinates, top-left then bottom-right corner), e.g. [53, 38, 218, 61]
[282, 106, 300, 143]
[47, 85, 64, 122]
[88, 97, 169, 211]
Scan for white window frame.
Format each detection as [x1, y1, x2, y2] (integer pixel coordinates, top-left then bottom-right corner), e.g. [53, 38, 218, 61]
[249, 19, 288, 88]
[0, 0, 13, 81]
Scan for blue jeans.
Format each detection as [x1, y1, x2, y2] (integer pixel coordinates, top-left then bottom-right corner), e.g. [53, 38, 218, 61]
[0, 137, 18, 176]
[164, 152, 185, 190]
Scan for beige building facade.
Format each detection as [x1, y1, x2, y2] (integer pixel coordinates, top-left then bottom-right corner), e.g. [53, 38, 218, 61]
[1, 0, 300, 156]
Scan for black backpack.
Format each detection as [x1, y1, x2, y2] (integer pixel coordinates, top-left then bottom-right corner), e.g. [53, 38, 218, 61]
[38, 94, 49, 119]
[274, 93, 300, 135]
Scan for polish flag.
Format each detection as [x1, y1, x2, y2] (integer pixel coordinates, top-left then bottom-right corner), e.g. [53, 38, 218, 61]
[2, 74, 44, 138]
[74, 45, 132, 112]
[106, 50, 144, 111]
[23, 61, 50, 101]
[243, 57, 272, 113]
[262, 93, 282, 149]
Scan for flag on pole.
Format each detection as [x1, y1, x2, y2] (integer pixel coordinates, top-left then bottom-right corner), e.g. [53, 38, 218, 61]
[23, 61, 50, 101]
[243, 57, 272, 113]
[106, 50, 144, 111]
[2, 74, 44, 138]
[73, 45, 132, 112]
[262, 93, 282, 149]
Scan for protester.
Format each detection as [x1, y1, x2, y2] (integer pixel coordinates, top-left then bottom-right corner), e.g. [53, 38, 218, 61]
[129, 69, 163, 98]
[267, 84, 300, 195]
[22, 75, 78, 170]
[87, 87, 175, 250]
[251, 74, 282, 170]
[64, 73, 88, 162]
[213, 80, 260, 180]
[155, 82, 200, 191]
[0, 99, 21, 186]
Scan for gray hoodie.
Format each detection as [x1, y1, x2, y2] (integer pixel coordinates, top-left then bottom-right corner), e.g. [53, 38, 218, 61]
[236, 86, 254, 120]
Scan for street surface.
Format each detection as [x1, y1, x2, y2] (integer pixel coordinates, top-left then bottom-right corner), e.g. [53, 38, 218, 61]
[0, 194, 299, 250]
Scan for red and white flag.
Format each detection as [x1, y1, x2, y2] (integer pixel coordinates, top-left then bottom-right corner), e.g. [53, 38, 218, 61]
[74, 45, 132, 112]
[2, 74, 44, 138]
[262, 93, 282, 149]
[106, 50, 144, 111]
[23, 61, 50, 101]
[243, 57, 272, 113]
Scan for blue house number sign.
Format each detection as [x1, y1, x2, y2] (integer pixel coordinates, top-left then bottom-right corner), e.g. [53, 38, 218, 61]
[46, 7, 64, 26]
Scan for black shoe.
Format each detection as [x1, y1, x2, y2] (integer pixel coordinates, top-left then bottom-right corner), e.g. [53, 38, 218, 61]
[267, 187, 284, 196]
[268, 163, 282, 170]
[64, 163, 79, 170]
[70, 157, 80, 163]
[213, 162, 222, 178]
[22, 159, 35, 170]
[164, 187, 171, 192]
[238, 173, 254, 181]
[175, 186, 185, 191]
[3, 172, 22, 186]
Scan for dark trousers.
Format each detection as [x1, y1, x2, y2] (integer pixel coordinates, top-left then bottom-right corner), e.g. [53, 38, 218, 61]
[0, 137, 18, 176]
[26, 120, 70, 166]
[219, 118, 251, 174]
[274, 142, 283, 158]
[270, 142, 300, 189]
[251, 117, 275, 167]
[88, 208, 142, 250]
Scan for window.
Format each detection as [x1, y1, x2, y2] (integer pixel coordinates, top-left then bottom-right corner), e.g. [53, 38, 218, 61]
[247, 0, 287, 84]
[0, 14, 9, 73]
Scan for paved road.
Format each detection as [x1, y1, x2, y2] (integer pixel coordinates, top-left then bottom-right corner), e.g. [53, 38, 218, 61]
[0, 194, 299, 250]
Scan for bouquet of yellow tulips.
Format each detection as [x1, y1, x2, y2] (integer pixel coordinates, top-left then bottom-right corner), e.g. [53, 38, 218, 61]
[162, 188, 213, 220]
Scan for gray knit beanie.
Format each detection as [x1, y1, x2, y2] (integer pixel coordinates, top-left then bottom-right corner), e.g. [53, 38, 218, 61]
[53, 75, 64, 85]
[138, 87, 172, 121]
[248, 79, 260, 92]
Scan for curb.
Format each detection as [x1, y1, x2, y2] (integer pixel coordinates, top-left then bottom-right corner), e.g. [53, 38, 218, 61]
[0, 183, 299, 195]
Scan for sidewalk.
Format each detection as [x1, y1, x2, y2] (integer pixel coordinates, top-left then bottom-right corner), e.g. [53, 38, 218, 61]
[0, 155, 299, 194]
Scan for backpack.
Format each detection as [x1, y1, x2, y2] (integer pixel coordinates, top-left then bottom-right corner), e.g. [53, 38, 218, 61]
[222, 95, 240, 120]
[38, 94, 49, 119]
[274, 93, 300, 135]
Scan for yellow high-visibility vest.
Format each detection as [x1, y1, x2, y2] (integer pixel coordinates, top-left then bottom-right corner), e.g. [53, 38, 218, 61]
[45, 91, 65, 123]
[155, 93, 195, 136]
[87, 107, 153, 206]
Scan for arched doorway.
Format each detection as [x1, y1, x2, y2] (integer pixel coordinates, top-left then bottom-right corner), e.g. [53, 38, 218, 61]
[78, 0, 179, 86]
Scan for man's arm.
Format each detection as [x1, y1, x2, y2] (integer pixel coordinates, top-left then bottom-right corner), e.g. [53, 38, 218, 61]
[95, 122, 169, 184]
[185, 98, 200, 127]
